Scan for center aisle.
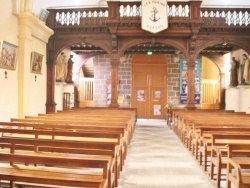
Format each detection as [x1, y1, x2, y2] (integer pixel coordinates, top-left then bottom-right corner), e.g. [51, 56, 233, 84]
[118, 119, 214, 188]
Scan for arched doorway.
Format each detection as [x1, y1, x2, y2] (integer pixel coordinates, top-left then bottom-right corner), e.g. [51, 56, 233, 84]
[53, 42, 105, 110]
[200, 56, 221, 109]
[78, 57, 94, 108]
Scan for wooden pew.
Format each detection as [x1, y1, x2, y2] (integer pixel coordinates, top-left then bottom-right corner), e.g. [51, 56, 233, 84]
[173, 111, 250, 153]
[0, 133, 117, 188]
[226, 144, 250, 188]
[0, 126, 121, 188]
[169, 110, 250, 187]
[3, 108, 135, 187]
[10, 114, 133, 159]
[209, 134, 250, 188]
[191, 127, 250, 161]
[0, 152, 109, 188]
[10, 117, 134, 145]
[0, 121, 120, 188]
[199, 132, 250, 171]
[3, 120, 129, 166]
[176, 116, 250, 144]
[44, 107, 137, 125]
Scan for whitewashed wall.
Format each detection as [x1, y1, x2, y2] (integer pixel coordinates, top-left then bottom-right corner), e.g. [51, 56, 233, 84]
[226, 87, 250, 114]
[0, 0, 52, 121]
[0, 1, 19, 121]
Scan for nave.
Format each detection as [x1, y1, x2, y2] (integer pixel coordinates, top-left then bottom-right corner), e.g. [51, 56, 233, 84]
[118, 119, 214, 188]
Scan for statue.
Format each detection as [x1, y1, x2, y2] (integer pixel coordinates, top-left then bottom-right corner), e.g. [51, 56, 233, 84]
[56, 52, 67, 82]
[65, 55, 74, 83]
[229, 57, 239, 86]
[242, 53, 250, 85]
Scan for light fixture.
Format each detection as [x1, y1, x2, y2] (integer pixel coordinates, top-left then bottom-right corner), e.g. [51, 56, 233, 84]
[39, 9, 50, 22]
[147, 51, 152, 55]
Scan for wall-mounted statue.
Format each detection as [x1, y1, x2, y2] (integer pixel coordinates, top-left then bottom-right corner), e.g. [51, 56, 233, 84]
[241, 53, 250, 85]
[65, 54, 74, 83]
[56, 52, 67, 82]
[230, 57, 239, 86]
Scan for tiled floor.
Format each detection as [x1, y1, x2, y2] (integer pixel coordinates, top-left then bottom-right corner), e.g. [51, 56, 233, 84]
[118, 119, 214, 188]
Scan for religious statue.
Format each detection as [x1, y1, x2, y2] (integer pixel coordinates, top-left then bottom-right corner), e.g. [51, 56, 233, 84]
[56, 52, 67, 82]
[242, 53, 250, 85]
[65, 54, 74, 83]
[229, 57, 239, 86]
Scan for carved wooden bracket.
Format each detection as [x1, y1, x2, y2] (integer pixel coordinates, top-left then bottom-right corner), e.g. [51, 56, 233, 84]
[111, 34, 118, 52]
[188, 35, 197, 54]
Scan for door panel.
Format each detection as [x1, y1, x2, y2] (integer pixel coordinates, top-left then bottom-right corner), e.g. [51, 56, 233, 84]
[148, 72, 166, 119]
[132, 87, 148, 118]
[149, 87, 165, 118]
[133, 71, 148, 87]
[131, 70, 149, 118]
[131, 54, 167, 119]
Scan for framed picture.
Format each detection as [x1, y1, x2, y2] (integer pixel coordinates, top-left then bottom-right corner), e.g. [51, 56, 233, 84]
[0, 40, 18, 70]
[31, 52, 43, 74]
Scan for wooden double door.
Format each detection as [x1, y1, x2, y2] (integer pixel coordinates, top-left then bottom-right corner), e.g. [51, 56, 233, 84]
[131, 54, 167, 119]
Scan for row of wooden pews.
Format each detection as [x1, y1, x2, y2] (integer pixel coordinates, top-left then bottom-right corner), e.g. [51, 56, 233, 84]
[170, 109, 250, 188]
[0, 107, 136, 188]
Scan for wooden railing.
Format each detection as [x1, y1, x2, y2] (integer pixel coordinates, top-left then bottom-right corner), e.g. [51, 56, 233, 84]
[54, 8, 108, 26]
[47, 1, 250, 28]
[200, 8, 250, 26]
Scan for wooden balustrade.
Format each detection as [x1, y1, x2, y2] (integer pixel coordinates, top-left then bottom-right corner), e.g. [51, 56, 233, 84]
[46, 1, 250, 28]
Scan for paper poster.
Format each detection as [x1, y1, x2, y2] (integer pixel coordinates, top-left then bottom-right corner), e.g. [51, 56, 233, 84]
[180, 59, 201, 104]
[137, 90, 145, 101]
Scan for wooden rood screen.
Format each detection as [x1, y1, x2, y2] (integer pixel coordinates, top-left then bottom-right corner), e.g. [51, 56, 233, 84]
[80, 77, 94, 107]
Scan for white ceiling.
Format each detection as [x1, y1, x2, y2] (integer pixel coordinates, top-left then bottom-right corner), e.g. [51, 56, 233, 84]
[32, 0, 250, 16]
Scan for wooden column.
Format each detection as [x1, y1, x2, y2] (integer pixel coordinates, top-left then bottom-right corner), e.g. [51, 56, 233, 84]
[107, 1, 120, 21]
[189, 1, 202, 21]
[186, 60, 196, 110]
[109, 55, 119, 108]
[46, 62, 56, 113]
[219, 73, 226, 109]
[74, 86, 80, 108]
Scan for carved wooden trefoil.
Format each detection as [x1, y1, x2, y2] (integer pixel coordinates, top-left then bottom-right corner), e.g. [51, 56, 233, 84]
[141, 0, 168, 34]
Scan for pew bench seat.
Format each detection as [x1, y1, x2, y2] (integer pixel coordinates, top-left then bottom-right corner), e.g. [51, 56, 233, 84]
[227, 158, 250, 188]
[197, 133, 250, 169]
[0, 136, 117, 188]
[0, 153, 109, 188]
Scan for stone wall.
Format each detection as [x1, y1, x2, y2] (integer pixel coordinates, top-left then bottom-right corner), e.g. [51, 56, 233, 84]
[118, 55, 132, 107]
[93, 55, 111, 107]
[92, 54, 181, 108]
[167, 54, 181, 108]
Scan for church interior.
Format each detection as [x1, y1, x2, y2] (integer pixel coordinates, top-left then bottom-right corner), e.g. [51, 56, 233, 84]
[0, 0, 250, 187]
